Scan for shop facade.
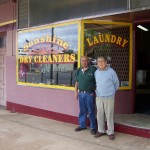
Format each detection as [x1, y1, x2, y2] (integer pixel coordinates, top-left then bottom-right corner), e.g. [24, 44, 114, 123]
[0, 0, 150, 138]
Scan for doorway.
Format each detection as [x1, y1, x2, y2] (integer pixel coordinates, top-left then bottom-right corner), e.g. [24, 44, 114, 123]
[135, 23, 150, 114]
[0, 33, 6, 106]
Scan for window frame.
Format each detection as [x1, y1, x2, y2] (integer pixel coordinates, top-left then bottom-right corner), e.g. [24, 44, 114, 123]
[81, 20, 133, 90]
[17, 20, 132, 90]
[16, 20, 82, 90]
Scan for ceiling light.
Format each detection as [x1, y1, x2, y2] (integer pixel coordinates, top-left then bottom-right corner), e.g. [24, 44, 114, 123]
[137, 25, 149, 31]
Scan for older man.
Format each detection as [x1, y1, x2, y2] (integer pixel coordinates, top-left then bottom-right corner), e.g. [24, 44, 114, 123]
[94, 56, 119, 140]
[74, 56, 97, 135]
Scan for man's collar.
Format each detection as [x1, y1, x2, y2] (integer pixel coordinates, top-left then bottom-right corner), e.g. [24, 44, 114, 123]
[81, 66, 89, 70]
[98, 65, 108, 71]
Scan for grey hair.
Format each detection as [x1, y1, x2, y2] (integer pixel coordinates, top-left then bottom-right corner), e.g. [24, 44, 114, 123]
[97, 56, 107, 61]
[81, 55, 89, 61]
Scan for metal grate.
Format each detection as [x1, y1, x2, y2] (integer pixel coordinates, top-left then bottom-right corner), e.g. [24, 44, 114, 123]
[17, 0, 127, 29]
[130, 0, 150, 9]
[0, 0, 9, 4]
[18, 0, 29, 29]
[84, 23, 130, 85]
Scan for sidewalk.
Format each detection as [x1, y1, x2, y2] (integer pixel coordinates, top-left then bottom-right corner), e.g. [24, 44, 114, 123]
[0, 109, 149, 150]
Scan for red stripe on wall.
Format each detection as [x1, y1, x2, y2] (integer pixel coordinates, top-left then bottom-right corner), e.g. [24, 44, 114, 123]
[7, 102, 150, 138]
[7, 102, 78, 125]
[115, 124, 150, 138]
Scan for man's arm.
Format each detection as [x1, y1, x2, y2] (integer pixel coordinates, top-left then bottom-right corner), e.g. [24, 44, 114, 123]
[112, 70, 119, 91]
[75, 81, 78, 100]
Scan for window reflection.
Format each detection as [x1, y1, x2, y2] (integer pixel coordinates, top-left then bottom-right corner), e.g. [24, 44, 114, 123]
[18, 24, 78, 87]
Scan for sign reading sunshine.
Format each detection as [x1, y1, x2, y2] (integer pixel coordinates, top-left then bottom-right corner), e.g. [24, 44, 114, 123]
[18, 34, 76, 64]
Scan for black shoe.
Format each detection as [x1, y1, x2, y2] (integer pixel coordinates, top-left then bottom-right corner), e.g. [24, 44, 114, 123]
[109, 134, 115, 140]
[91, 129, 97, 135]
[75, 127, 87, 132]
[94, 132, 106, 138]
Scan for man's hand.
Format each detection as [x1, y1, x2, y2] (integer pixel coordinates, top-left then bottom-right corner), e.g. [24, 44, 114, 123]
[75, 91, 78, 100]
[75, 81, 78, 100]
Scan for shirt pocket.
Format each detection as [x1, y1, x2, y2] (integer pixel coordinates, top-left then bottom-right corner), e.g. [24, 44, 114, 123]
[86, 73, 94, 80]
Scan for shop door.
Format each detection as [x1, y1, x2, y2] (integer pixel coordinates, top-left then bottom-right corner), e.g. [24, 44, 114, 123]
[135, 23, 150, 114]
[0, 52, 6, 106]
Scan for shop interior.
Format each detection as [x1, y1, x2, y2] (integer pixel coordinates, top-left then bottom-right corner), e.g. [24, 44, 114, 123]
[135, 23, 150, 115]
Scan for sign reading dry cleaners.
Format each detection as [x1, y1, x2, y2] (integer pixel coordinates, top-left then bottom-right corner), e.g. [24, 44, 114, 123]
[19, 54, 76, 64]
[19, 35, 76, 64]
[86, 34, 128, 48]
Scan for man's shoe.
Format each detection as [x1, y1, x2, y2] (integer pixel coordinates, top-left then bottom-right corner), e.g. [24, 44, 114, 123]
[109, 134, 115, 140]
[94, 132, 106, 138]
[91, 129, 97, 135]
[75, 127, 87, 132]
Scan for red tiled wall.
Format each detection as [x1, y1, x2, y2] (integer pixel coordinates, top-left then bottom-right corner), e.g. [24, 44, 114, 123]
[6, 57, 80, 117]
[0, 2, 16, 23]
[6, 55, 134, 115]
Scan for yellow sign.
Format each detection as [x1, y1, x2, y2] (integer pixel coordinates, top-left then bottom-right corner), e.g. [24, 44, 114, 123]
[23, 35, 69, 52]
[86, 34, 128, 48]
[19, 54, 76, 64]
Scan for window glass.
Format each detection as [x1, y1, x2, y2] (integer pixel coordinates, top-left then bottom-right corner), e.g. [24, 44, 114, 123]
[84, 23, 131, 88]
[29, 0, 127, 27]
[0, 36, 6, 48]
[18, 23, 78, 87]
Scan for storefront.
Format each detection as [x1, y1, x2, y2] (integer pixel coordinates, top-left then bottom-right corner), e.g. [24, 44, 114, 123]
[0, 0, 149, 138]
[17, 21, 132, 90]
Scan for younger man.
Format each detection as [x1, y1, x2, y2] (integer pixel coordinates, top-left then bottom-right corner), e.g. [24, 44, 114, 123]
[75, 56, 97, 135]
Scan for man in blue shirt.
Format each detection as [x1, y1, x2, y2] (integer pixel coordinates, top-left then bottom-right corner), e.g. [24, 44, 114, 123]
[94, 56, 119, 140]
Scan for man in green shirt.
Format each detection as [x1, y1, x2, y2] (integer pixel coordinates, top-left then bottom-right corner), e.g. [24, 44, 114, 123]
[75, 56, 97, 135]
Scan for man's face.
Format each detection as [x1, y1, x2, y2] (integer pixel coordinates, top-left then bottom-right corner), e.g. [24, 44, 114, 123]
[81, 57, 88, 68]
[97, 58, 107, 70]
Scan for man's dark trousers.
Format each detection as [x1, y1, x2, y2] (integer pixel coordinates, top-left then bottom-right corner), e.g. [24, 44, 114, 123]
[78, 92, 96, 129]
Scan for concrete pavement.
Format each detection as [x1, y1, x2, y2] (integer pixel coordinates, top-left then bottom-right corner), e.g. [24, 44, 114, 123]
[0, 109, 149, 150]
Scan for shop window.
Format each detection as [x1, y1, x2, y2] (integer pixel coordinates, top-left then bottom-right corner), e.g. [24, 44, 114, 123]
[83, 21, 132, 89]
[17, 22, 79, 89]
[17, 20, 132, 90]
[0, 36, 6, 48]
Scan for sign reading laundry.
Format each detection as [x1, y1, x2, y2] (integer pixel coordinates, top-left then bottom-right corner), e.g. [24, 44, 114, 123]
[86, 34, 128, 48]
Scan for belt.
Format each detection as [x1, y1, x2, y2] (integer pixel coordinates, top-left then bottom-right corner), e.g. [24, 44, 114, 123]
[79, 90, 95, 93]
